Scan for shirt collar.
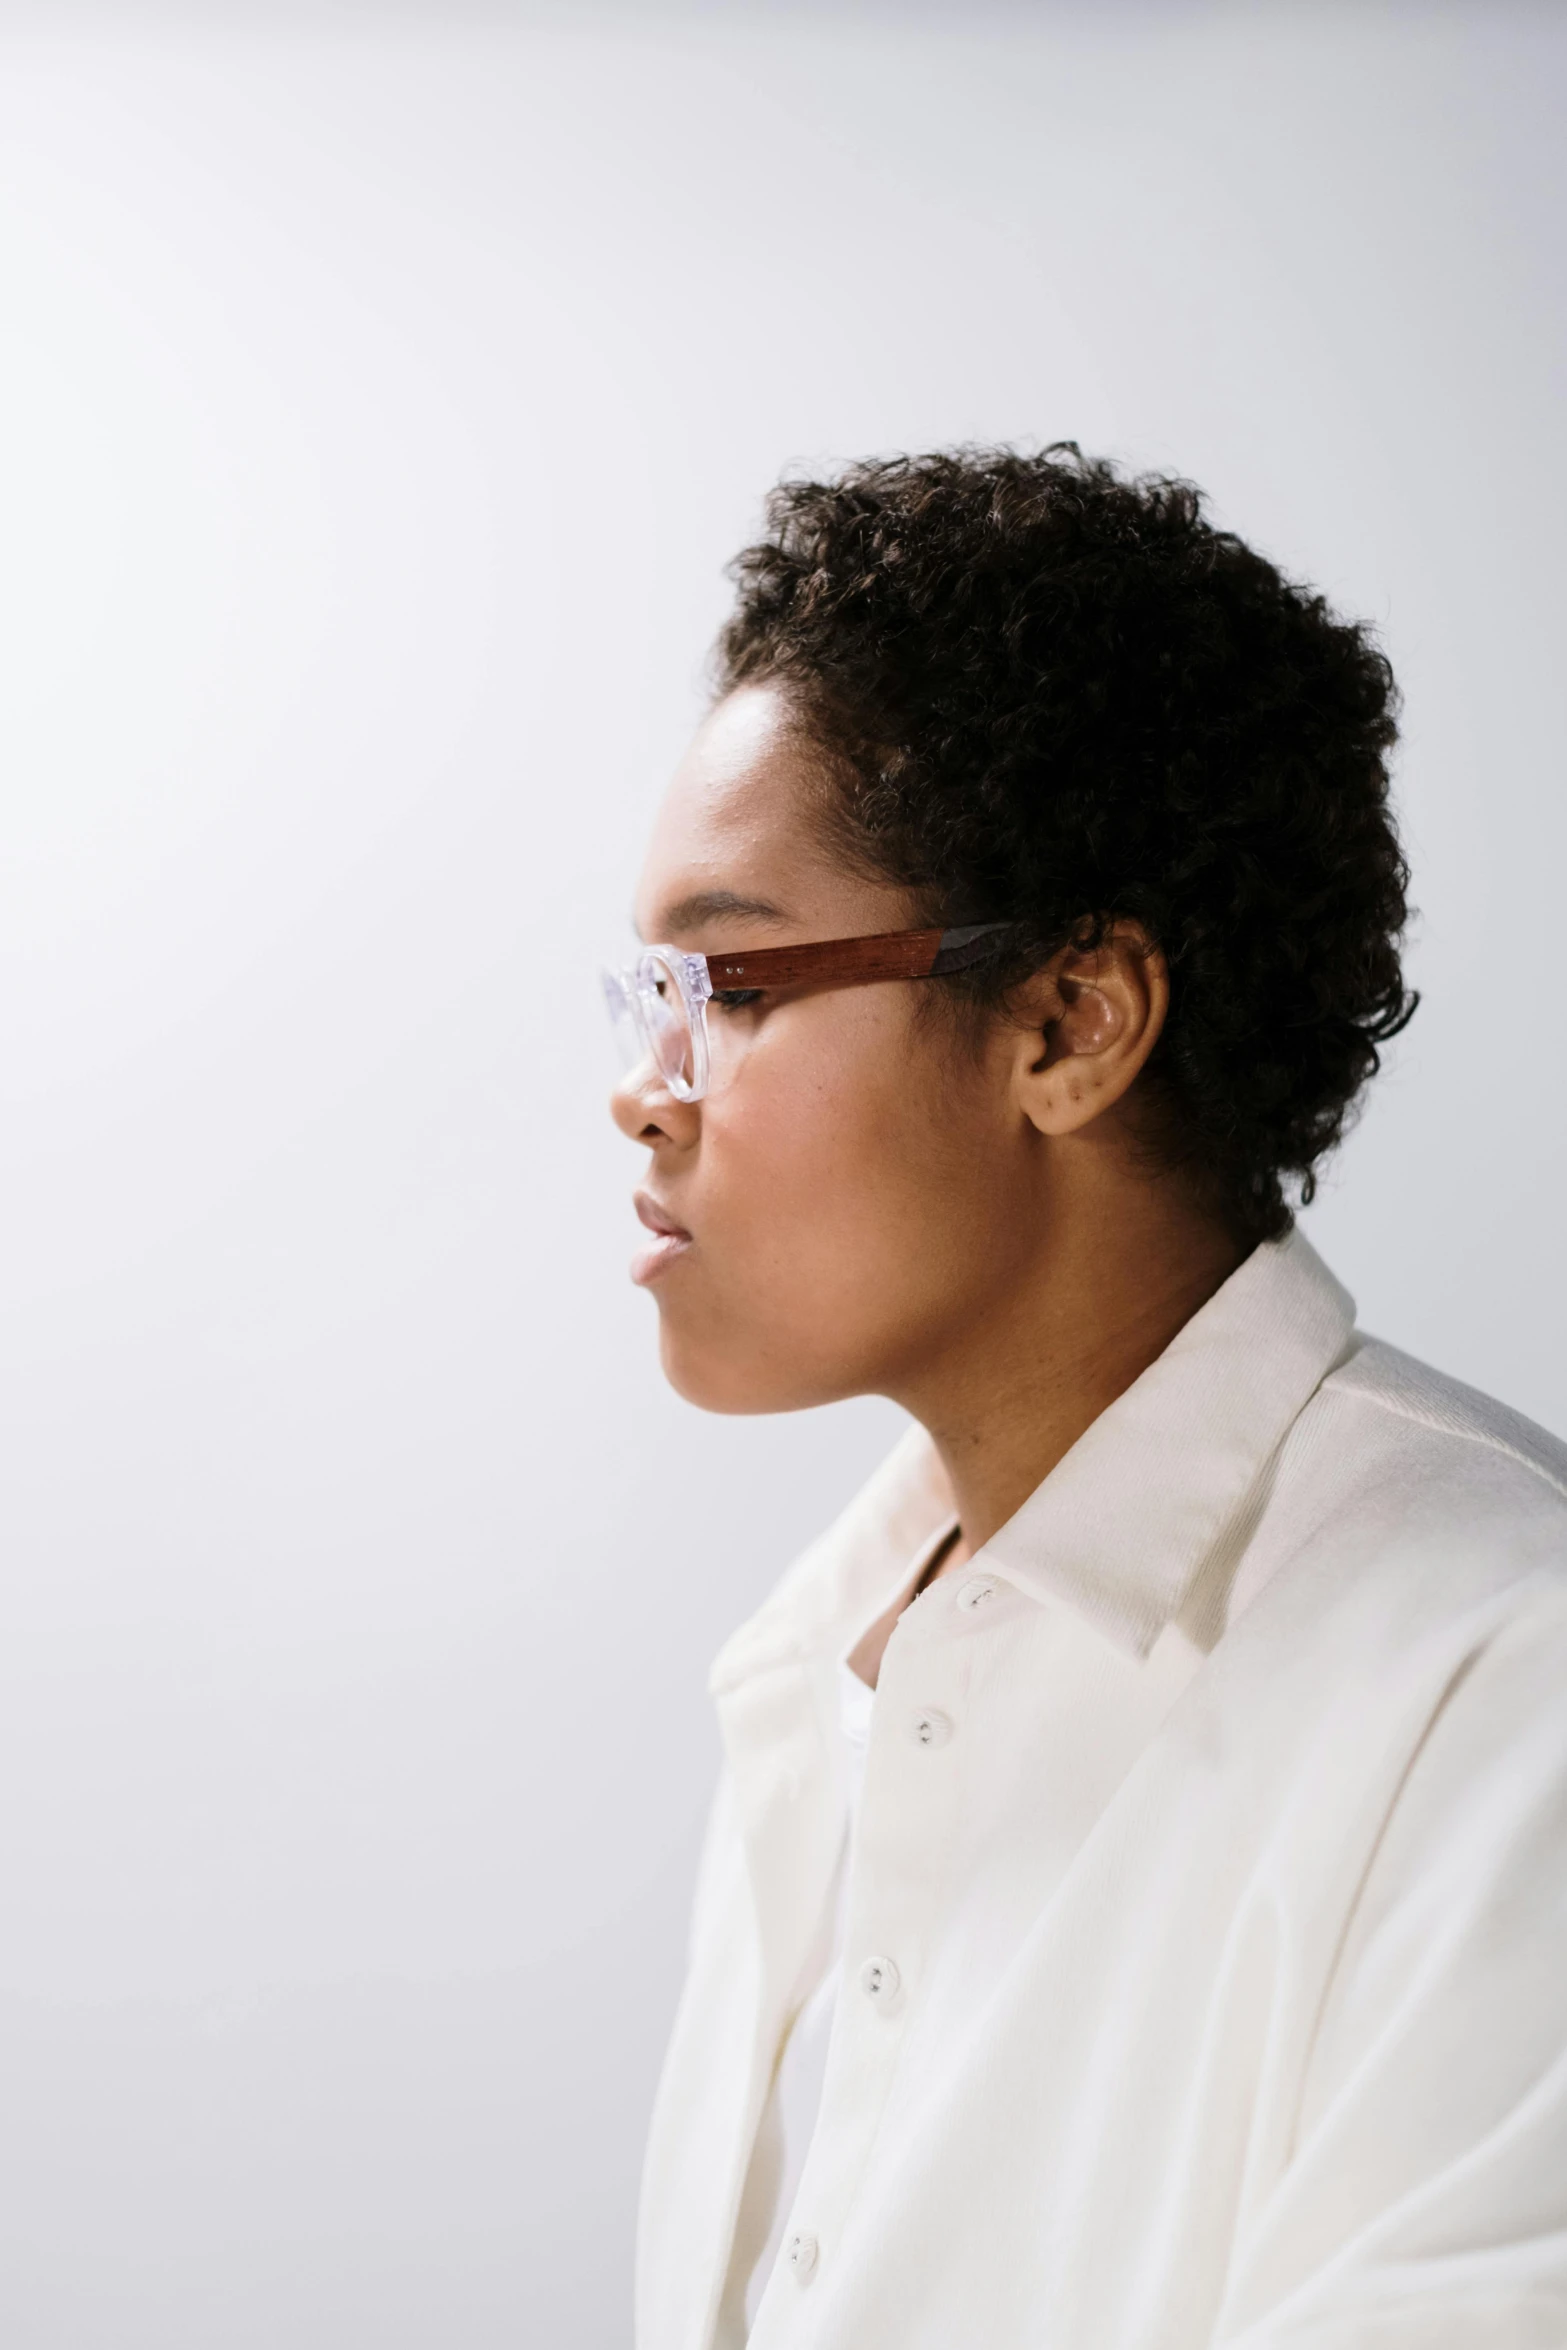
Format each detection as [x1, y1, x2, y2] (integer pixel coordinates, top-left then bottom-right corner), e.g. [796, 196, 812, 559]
[982, 1227, 1354, 1655]
[710, 1227, 1355, 1691]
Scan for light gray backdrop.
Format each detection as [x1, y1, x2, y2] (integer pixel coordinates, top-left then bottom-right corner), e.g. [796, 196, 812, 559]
[1, 3, 1562, 2342]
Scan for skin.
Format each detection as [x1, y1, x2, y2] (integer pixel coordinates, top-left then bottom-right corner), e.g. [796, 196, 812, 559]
[612, 683, 1245, 1676]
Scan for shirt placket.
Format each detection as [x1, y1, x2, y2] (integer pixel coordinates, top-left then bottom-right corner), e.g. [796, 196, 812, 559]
[750, 1567, 1016, 2337]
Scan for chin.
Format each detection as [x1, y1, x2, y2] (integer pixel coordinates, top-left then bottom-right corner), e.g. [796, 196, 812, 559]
[657, 1316, 854, 1418]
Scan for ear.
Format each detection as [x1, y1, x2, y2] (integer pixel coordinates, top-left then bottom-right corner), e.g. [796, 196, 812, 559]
[1007, 922, 1169, 1138]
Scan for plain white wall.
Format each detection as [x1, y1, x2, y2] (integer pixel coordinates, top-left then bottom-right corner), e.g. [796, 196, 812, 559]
[0, 4, 1563, 2341]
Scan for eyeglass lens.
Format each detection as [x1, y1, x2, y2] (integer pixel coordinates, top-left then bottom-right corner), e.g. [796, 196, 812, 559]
[605, 954, 701, 1095]
[639, 954, 697, 1092]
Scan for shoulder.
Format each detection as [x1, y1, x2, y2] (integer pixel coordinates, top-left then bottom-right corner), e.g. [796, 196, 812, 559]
[1326, 1335, 1567, 1493]
[1232, 1336, 1567, 1658]
[1298, 1344, 1567, 1795]
[1315, 1335, 1567, 1536]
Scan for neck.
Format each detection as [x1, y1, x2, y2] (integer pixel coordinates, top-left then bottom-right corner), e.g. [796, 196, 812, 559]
[899, 1179, 1247, 1567]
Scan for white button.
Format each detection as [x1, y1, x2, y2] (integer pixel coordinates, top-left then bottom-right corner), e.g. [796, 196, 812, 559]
[956, 1575, 998, 1612]
[912, 1707, 953, 1748]
[785, 2231, 818, 2284]
[859, 1954, 902, 2007]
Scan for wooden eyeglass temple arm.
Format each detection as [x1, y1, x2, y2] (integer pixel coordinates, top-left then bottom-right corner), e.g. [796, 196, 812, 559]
[702, 923, 1008, 993]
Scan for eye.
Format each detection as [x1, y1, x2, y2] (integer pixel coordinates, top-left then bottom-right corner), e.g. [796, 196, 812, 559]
[711, 988, 764, 1011]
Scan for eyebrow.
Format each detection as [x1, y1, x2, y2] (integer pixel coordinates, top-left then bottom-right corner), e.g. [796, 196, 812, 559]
[645, 888, 793, 939]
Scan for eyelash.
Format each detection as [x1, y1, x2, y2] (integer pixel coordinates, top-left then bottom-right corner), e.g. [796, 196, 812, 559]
[711, 988, 765, 1011]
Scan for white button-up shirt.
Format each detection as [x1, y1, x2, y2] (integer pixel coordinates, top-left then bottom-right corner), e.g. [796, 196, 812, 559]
[636, 1232, 1567, 2349]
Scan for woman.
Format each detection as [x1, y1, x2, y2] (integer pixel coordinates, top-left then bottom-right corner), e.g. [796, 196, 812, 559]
[608, 449, 1567, 2349]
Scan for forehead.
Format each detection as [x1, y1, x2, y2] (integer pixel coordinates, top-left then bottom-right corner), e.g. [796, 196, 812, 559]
[635, 684, 857, 939]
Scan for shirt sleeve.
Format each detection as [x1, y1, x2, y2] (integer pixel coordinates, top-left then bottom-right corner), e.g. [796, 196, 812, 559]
[1215, 1583, 1567, 2350]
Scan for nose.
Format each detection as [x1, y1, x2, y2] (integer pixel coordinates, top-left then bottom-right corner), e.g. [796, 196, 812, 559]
[610, 1065, 699, 1149]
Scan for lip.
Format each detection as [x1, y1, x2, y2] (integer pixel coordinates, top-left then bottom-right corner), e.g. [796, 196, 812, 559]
[631, 1190, 694, 1287]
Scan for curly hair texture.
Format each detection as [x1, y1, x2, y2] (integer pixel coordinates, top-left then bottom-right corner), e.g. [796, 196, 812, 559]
[715, 445, 1416, 1243]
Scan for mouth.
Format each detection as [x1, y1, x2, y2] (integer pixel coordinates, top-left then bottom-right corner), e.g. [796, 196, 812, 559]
[631, 1190, 694, 1287]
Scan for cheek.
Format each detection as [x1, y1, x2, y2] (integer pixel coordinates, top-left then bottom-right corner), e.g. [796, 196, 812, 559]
[660, 1001, 1015, 1406]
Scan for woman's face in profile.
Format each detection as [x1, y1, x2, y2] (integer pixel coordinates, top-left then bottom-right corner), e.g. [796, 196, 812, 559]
[613, 682, 1039, 1416]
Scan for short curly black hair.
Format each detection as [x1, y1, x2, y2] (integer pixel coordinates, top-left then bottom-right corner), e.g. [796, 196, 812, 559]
[715, 444, 1416, 1243]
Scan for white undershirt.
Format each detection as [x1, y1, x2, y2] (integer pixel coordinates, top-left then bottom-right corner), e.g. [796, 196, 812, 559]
[729, 1657, 876, 2337]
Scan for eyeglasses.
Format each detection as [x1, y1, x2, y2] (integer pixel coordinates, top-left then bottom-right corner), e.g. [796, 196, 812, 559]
[602, 922, 1011, 1102]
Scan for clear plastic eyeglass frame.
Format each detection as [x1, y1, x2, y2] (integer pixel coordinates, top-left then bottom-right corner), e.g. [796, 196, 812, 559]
[602, 947, 716, 1101]
[601, 922, 1010, 1104]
